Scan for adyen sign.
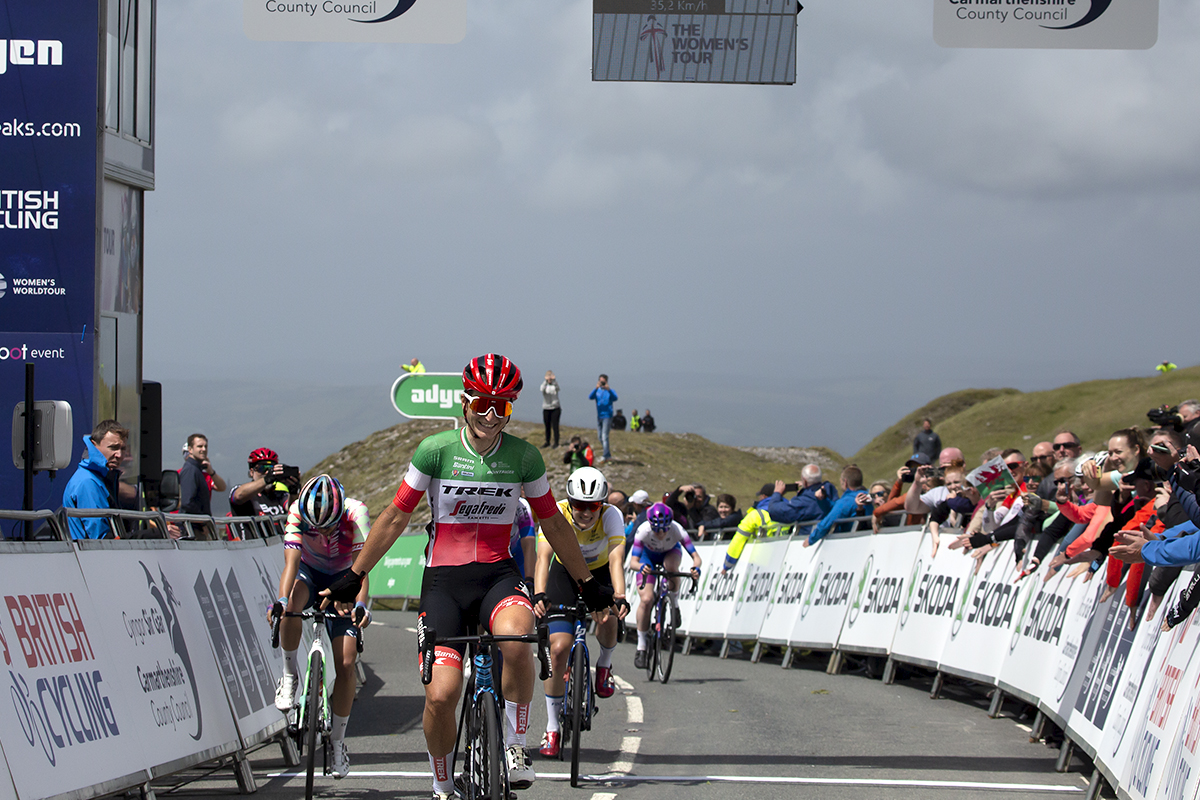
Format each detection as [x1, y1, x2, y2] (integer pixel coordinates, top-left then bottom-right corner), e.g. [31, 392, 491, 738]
[934, 0, 1158, 49]
[391, 372, 464, 420]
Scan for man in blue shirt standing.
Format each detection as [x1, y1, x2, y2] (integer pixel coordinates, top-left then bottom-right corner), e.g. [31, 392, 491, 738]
[62, 419, 129, 539]
[588, 374, 618, 462]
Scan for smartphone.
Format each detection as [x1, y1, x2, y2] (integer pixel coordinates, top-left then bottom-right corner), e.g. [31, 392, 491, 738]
[783, 483, 799, 493]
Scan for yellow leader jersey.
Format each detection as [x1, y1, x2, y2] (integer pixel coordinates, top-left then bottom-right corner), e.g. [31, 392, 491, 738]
[540, 500, 625, 569]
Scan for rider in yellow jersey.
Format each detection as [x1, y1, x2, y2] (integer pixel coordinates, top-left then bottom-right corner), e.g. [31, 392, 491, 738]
[531, 467, 628, 757]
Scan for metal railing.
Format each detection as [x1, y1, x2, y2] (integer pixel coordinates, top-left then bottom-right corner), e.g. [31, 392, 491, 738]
[4, 507, 288, 542]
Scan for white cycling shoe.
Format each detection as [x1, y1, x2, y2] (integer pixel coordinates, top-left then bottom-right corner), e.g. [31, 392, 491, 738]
[331, 740, 350, 779]
[506, 744, 535, 789]
[274, 673, 298, 712]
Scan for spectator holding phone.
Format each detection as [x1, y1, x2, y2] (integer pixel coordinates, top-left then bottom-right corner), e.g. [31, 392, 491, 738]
[179, 433, 226, 538]
[230, 447, 300, 519]
[767, 463, 837, 526]
[589, 374, 618, 462]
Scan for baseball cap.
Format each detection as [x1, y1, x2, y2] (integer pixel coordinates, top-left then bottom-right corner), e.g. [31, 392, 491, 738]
[905, 453, 932, 467]
[759, 483, 775, 497]
[628, 490, 651, 505]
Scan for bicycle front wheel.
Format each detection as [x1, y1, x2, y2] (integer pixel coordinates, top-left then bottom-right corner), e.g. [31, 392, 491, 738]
[471, 692, 505, 800]
[569, 645, 587, 787]
[304, 651, 323, 800]
[657, 605, 676, 684]
[647, 601, 661, 681]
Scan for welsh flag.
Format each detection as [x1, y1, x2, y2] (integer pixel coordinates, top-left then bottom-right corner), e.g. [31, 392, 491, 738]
[966, 456, 1016, 498]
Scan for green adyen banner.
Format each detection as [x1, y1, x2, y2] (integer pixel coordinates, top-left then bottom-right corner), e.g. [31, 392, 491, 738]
[390, 372, 464, 419]
[368, 535, 427, 600]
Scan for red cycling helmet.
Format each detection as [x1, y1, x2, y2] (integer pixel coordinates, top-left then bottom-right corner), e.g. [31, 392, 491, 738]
[248, 447, 278, 465]
[462, 354, 523, 400]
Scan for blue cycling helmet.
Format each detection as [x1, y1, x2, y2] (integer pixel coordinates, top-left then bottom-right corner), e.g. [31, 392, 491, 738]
[647, 502, 673, 532]
[298, 474, 345, 529]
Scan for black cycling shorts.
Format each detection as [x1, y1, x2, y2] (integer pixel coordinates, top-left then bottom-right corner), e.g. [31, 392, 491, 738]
[545, 560, 613, 635]
[418, 559, 531, 671]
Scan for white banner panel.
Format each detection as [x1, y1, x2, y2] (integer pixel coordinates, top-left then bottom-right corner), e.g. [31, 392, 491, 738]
[0, 549, 149, 799]
[1154, 629, 1200, 800]
[687, 543, 744, 637]
[756, 536, 818, 644]
[243, 0, 467, 43]
[788, 531, 872, 651]
[0, 740, 18, 800]
[73, 546, 242, 771]
[996, 555, 1079, 704]
[837, 529, 923, 655]
[933, 0, 1158, 50]
[675, 543, 719, 634]
[1116, 608, 1200, 800]
[1040, 572, 1104, 727]
[1070, 582, 1161, 758]
[937, 542, 1020, 684]
[889, 530, 976, 668]
[725, 538, 790, 640]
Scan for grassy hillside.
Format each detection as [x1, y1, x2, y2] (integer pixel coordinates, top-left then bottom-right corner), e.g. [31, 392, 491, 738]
[849, 366, 1200, 482]
[310, 420, 845, 523]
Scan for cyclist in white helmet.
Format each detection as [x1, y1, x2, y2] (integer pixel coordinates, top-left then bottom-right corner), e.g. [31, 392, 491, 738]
[268, 474, 371, 779]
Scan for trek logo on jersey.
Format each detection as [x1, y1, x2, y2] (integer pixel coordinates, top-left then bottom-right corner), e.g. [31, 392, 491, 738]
[440, 484, 514, 497]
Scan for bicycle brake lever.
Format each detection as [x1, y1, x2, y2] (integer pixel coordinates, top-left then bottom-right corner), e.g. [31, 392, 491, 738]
[537, 624, 552, 682]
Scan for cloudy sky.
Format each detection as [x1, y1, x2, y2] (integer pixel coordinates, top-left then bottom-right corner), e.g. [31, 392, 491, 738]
[146, 0, 1200, 470]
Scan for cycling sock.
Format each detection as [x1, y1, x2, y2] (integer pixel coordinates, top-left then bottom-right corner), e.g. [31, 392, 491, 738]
[545, 695, 564, 733]
[331, 713, 349, 744]
[597, 644, 616, 669]
[669, 590, 680, 608]
[429, 753, 453, 795]
[505, 700, 529, 747]
[283, 648, 300, 676]
[637, 630, 649, 649]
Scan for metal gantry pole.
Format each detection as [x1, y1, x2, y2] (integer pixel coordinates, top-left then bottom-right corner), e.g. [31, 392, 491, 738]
[23, 363, 35, 540]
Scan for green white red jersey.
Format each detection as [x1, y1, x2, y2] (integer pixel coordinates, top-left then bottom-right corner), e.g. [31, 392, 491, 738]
[392, 428, 558, 567]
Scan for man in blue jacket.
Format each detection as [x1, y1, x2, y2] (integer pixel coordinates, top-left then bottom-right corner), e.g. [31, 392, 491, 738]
[803, 465, 872, 547]
[588, 374, 618, 462]
[62, 420, 129, 539]
[767, 463, 837, 527]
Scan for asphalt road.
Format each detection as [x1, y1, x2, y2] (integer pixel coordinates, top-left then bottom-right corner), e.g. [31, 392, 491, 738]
[155, 609, 1097, 800]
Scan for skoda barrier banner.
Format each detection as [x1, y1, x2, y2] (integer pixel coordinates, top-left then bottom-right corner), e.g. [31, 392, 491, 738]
[889, 530, 976, 669]
[682, 543, 733, 637]
[0, 0, 100, 513]
[1116, 608, 1200, 799]
[933, 0, 1157, 50]
[0, 549, 145, 800]
[755, 534, 817, 644]
[837, 528, 922, 656]
[725, 538, 790, 641]
[996, 554, 1078, 704]
[937, 542, 1020, 683]
[788, 531, 871, 651]
[72, 546, 242, 770]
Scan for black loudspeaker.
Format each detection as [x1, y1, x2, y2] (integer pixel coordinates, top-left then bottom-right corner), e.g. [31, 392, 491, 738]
[141, 380, 162, 482]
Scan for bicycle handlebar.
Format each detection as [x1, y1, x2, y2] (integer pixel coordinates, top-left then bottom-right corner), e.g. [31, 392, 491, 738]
[642, 566, 699, 591]
[419, 626, 552, 686]
[270, 609, 364, 653]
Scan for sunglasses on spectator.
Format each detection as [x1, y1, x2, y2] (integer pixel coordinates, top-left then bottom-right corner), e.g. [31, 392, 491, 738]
[253, 462, 277, 472]
[464, 394, 513, 417]
[1053, 478, 1068, 485]
[1005, 462, 1024, 470]
[1052, 442, 1079, 451]
[870, 491, 888, 499]
[1032, 454, 1053, 461]
[569, 499, 602, 512]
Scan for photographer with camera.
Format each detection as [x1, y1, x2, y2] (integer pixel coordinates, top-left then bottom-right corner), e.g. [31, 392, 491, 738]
[230, 447, 301, 527]
[561, 435, 594, 471]
[766, 464, 838, 527]
[588, 373, 619, 462]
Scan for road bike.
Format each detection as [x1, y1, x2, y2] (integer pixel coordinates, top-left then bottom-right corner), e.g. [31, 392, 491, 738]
[272, 608, 362, 800]
[419, 623, 550, 800]
[641, 567, 696, 684]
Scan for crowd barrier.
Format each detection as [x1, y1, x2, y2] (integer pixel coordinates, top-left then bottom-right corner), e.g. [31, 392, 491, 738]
[641, 525, 1200, 800]
[0, 512, 294, 800]
[5, 506, 1200, 799]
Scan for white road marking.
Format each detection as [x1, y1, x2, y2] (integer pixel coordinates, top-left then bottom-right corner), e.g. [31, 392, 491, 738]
[590, 793, 617, 800]
[598, 673, 641, 778]
[405, 626, 418, 633]
[263, 770, 1081, 791]
[1015, 723, 1032, 732]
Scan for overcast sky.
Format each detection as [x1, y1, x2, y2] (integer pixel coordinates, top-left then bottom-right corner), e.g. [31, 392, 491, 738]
[145, 0, 1200, 464]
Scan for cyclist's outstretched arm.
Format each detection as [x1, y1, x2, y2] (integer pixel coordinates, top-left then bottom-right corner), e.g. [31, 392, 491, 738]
[541, 511, 599, 585]
[271, 547, 302, 623]
[533, 538, 554, 616]
[353, 503, 413, 576]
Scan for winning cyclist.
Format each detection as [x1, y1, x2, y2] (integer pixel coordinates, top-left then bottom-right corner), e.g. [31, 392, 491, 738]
[319, 353, 614, 800]
[629, 502, 702, 670]
[268, 474, 371, 779]
[531, 466, 628, 758]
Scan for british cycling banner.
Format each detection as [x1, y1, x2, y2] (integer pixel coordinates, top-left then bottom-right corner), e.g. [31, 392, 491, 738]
[996, 554, 1080, 705]
[0, 547, 147, 800]
[787, 531, 872, 651]
[837, 528, 922, 656]
[0, 739, 18, 800]
[888, 530, 976, 669]
[72, 544, 242, 769]
[724, 538, 790, 641]
[937, 542, 1020, 684]
[755, 535, 818, 645]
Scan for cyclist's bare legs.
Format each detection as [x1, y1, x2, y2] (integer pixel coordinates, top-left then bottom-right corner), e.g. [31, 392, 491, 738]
[493, 604, 535, 705]
[423, 665, 463, 758]
[663, 549, 683, 594]
[280, 582, 309, 653]
[546, 631, 573, 697]
[332, 635, 357, 717]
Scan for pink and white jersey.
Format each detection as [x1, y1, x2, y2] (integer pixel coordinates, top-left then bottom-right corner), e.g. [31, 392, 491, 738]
[631, 519, 697, 559]
[284, 497, 370, 573]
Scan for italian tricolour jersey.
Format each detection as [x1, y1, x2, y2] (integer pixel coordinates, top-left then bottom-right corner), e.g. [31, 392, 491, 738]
[393, 428, 558, 567]
[284, 497, 370, 573]
[539, 500, 625, 569]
